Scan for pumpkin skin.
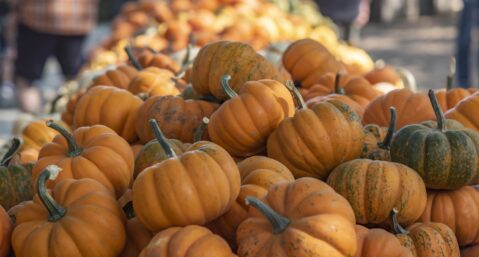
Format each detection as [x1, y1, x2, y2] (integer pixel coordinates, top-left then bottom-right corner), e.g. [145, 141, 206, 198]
[120, 217, 154, 257]
[91, 65, 138, 89]
[419, 186, 479, 247]
[282, 39, 345, 88]
[132, 138, 240, 232]
[20, 119, 68, 151]
[391, 90, 479, 190]
[354, 225, 413, 257]
[128, 67, 180, 97]
[13, 166, 126, 257]
[436, 88, 478, 112]
[32, 123, 134, 198]
[446, 92, 479, 131]
[61, 92, 83, 126]
[73, 86, 143, 143]
[363, 89, 435, 130]
[0, 205, 12, 257]
[462, 244, 479, 257]
[137, 49, 180, 73]
[135, 95, 219, 144]
[139, 225, 237, 257]
[208, 78, 295, 157]
[10, 148, 39, 166]
[267, 99, 364, 179]
[361, 107, 396, 161]
[206, 156, 294, 247]
[237, 177, 357, 257]
[364, 65, 403, 88]
[192, 41, 281, 101]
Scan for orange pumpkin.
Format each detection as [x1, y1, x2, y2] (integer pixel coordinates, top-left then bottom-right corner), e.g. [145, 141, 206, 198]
[446, 92, 479, 131]
[10, 148, 39, 165]
[355, 225, 413, 257]
[206, 156, 294, 248]
[132, 120, 240, 232]
[364, 63, 403, 87]
[361, 107, 396, 160]
[462, 244, 479, 257]
[73, 86, 143, 143]
[32, 122, 134, 198]
[61, 92, 83, 126]
[136, 49, 180, 73]
[128, 67, 180, 97]
[91, 65, 138, 89]
[237, 178, 357, 257]
[130, 144, 143, 159]
[0, 205, 11, 257]
[135, 95, 218, 144]
[208, 76, 295, 157]
[282, 39, 345, 88]
[306, 93, 364, 117]
[12, 165, 126, 257]
[20, 119, 68, 151]
[363, 89, 435, 130]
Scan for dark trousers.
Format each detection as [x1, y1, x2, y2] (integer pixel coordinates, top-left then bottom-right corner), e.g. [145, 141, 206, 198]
[456, 0, 479, 88]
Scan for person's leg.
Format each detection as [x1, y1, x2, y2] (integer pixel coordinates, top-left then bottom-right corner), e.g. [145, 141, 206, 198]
[54, 34, 86, 80]
[14, 23, 54, 112]
[456, 0, 473, 88]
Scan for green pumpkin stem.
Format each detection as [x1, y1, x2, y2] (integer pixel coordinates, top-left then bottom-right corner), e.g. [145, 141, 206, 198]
[334, 73, 345, 95]
[390, 208, 408, 235]
[378, 107, 396, 149]
[47, 120, 82, 157]
[49, 93, 63, 114]
[124, 45, 143, 70]
[246, 196, 290, 234]
[175, 34, 195, 78]
[446, 57, 456, 91]
[193, 117, 210, 142]
[427, 89, 446, 132]
[148, 119, 177, 158]
[0, 137, 22, 166]
[123, 201, 135, 219]
[37, 165, 67, 222]
[285, 80, 307, 109]
[221, 75, 238, 98]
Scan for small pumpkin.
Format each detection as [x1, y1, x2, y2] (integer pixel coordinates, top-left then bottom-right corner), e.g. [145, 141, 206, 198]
[363, 89, 435, 130]
[61, 91, 83, 126]
[462, 244, 479, 257]
[10, 148, 39, 166]
[0, 205, 12, 257]
[445, 92, 479, 131]
[282, 38, 345, 88]
[20, 119, 68, 151]
[364, 62, 404, 88]
[73, 86, 143, 143]
[128, 67, 180, 97]
[354, 225, 414, 257]
[91, 64, 138, 89]
[391, 90, 479, 190]
[132, 120, 240, 232]
[237, 178, 357, 257]
[0, 138, 34, 210]
[135, 95, 218, 144]
[139, 225, 237, 257]
[208, 76, 295, 157]
[192, 40, 281, 101]
[32, 122, 134, 198]
[361, 107, 396, 160]
[327, 159, 427, 226]
[136, 49, 180, 73]
[12, 165, 126, 257]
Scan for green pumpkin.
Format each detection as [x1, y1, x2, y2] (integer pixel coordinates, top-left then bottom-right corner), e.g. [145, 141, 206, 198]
[390, 90, 479, 190]
[0, 138, 34, 210]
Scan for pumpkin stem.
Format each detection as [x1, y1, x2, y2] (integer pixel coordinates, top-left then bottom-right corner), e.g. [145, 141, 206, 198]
[49, 93, 63, 114]
[446, 57, 456, 91]
[427, 89, 446, 132]
[125, 45, 143, 70]
[193, 117, 210, 142]
[246, 196, 290, 234]
[378, 107, 396, 149]
[334, 73, 345, 95]
[37, 165, 67, 222]
[148, 119, 177, 158]
[0, 137, 22, 166]
[47, 120, 82, 157]
[123, 201, 135, 219]
[285, 80, 307, 109]
[221, 75, 238, 98]
[390, 208, 408, 235]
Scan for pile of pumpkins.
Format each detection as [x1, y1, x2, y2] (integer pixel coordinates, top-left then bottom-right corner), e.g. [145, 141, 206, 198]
[2, 37, 479, 257]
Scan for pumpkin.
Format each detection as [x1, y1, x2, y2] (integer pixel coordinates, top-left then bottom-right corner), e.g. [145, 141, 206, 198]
[91, 65, 138, 89]
[462, 244, 479, 257]
[391, 90, 479, 190]
[327, 159, 427, 226]
[191, 40, 281, 101]
[237, 178, 357, 257]
[0, 205, 12, 257]
[391, 209, 461, 257]
[282, 39, 344, 88]
[354, 225, 414, 257]
[361, 107, 396, 160]
[61, 92, 83, 126]
[132, 120, 240, 232]
[73, 86, 143, 143]
[267, 85, 364, 179]
[0, 138, 33, 210]
[10, 148, 39, 166]
[139, 225, 237, 257]
[418, 186, 479, 247]
[364, 63, 404, 88]
[128, 67, 180, 97]
[136, 49, 180, 73]
[131, 144, 143, 158]
[12, 165, 126, 257]
[208, 76, 295, 157]
[446, 92, 479, 131]
[135, 95, 218, 144]
[32, 122, 134, 198]
[206, 156, 294, 247]
[363, 89, 435, 130]
[20, 119, 68, 151]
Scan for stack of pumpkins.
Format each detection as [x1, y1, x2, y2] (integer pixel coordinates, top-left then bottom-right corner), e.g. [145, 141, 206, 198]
[2, 37, 479, 257]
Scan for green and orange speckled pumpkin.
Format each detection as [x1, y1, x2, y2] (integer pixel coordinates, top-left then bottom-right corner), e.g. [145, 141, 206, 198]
[361, 107, 396, 161]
